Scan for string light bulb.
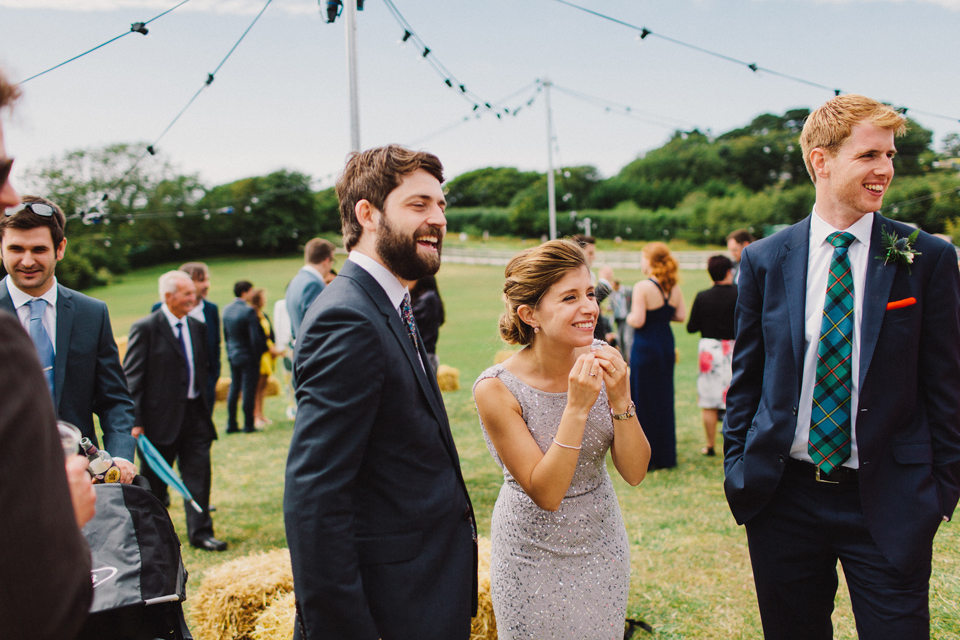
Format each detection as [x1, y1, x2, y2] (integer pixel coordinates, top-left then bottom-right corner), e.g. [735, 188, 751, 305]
[130, 22, 149, 36]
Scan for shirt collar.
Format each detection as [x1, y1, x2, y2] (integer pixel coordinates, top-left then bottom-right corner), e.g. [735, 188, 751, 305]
[347, 250, 409, 310]
[160, 303, 187, 331]
[188, 299, 206, 322]
[5, 275, 58, 310]
[811, 208, 873, 250]
[302, 264, 325, 280]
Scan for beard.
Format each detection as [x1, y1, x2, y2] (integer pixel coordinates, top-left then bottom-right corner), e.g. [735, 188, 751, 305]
[375, 213, 444, 281]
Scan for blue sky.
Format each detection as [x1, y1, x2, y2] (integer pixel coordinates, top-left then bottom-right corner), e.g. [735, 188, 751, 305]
[2, 0, 958, 190]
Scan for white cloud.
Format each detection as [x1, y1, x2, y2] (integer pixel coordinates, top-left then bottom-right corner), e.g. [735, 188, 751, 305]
[0, 0, 317, 16]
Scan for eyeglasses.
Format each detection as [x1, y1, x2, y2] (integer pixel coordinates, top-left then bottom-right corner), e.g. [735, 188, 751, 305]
[4, 202, 57, 218]
[0, 158, 12, 189]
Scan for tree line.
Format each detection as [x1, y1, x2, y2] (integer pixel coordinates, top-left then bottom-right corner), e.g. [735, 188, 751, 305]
[11, 109, 960, 290]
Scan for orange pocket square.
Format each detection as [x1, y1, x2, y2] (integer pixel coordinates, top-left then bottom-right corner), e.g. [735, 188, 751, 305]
[886, 297, 916, 310]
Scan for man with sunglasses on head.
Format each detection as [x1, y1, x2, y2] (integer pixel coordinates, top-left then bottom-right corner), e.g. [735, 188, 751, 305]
[0, 194, 138, 480]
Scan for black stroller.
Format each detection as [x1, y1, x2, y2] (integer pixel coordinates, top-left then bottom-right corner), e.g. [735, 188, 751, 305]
[77, 481, 192, 640]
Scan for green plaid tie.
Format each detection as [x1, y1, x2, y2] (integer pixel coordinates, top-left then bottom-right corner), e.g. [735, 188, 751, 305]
[809, 231, 856, 474]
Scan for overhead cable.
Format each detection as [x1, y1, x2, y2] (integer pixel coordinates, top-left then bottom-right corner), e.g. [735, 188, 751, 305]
[20, 0, 193, 84]
[549, 0, 960, 124]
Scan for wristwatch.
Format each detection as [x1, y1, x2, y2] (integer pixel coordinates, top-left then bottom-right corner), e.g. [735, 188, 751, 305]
[611, 401, 636, 421]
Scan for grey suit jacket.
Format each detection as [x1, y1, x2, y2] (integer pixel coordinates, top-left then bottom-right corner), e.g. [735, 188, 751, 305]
[0, 280, 136, 461]
[285, 267, 325, 341]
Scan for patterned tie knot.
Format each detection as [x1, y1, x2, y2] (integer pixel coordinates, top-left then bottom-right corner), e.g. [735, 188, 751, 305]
[828, 231, 855, 250]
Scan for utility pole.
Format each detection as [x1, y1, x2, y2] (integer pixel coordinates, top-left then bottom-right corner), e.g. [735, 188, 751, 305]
[344, 0, 361, 152]
[543, 77, 557, 240]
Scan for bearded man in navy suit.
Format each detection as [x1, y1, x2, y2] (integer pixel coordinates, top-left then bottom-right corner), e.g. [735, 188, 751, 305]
[284, 145, 476, 640]
[724, 94, 960, 638]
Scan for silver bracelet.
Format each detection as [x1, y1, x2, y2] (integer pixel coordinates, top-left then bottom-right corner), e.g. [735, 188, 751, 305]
[553, 437, 582, 450]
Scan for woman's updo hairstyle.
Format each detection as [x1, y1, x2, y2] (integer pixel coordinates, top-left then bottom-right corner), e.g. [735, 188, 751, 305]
[643, 241, 679, 295]
[499, 239, 589, 345]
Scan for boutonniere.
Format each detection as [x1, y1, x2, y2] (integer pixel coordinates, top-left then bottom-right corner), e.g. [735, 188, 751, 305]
[877, 227, 921, 273]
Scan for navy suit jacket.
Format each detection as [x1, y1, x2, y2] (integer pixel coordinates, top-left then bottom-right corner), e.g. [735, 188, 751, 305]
[284, 259, 476, 640]
[724, 213, 960, 573]
[222, 298, 266, 366]
[285, 267, 325, 341]
[0, 281, 136, 461]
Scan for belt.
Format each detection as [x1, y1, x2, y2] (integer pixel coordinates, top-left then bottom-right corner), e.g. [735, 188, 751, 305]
[786, 457, 859, 484]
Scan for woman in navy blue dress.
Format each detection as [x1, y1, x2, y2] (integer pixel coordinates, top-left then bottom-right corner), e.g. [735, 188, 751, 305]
[627, 242, 686, 470]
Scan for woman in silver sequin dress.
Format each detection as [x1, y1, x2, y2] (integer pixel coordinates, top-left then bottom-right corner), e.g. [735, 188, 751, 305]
[474, 239, 651, 639]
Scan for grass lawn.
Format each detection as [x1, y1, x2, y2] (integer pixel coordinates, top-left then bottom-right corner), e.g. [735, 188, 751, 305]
[88, 253, 960, 639]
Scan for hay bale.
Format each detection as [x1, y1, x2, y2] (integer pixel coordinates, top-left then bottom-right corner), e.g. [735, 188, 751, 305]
[436, 364, 461, 391]
[471, 536, 497, 640]
[265, 375, 281, 397]
[216, 377, 231, 402]
[191, 548, 293, 640]
[251, 591, 296, 640]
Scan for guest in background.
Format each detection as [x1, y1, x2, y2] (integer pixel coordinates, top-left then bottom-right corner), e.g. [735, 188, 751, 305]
[223, 280, 267, 434]
[152, 262, 221, 415]
[250, 287, 284, 427]
[627, 242, 686, 470]
[124, 270, 225, 551]
[726, 229, 755, 284]
[686, 255, 737, 457]
[410, 274, 444, 373]
[286, 238, 336, 343]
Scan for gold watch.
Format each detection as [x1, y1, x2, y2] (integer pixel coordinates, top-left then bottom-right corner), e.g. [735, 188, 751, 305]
[611, 401, 636, 421]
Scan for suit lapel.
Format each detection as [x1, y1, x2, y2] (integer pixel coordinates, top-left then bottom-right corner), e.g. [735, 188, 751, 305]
[55, 285, 74, 410]
[859, 214, 896, 388]
[0, 284, 14, 315]
[779, 218, 811, 387]
[157, 312, 185, 360]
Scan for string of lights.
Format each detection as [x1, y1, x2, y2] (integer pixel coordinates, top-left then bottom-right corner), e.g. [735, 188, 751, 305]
[406, 80, 543, 147]
[19, 0, 193, 84]
[380, 0, 505, 116]
[82, 0, 275, 219]
[550, 0, 960, 125]
[549, 83, 699, 131]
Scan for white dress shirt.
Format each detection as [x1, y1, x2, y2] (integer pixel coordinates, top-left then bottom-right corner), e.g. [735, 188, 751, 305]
[791, 209, 873, 469]
[347, 251, 424, 372]
[6, 275, 58, 352]
[188, 298, 207, 323]
[161, 304, 199, 400]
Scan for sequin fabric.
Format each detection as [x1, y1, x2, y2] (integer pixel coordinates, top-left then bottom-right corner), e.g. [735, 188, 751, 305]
[474, 346, 630, 639]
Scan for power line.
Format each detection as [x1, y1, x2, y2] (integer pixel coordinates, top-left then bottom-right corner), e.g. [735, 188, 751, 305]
[880, 186, 960, 214]
[549, 83, 698, 131]
[19, 0, 193, 84]
[549, 0, 960, 124]
[85, 0, 275, 216]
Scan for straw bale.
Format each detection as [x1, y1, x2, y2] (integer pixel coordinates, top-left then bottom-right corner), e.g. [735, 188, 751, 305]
[215, 377, 231, 402]
[251, 591, 296, 640]
[191, 548, 293, 640]
[115, 335, 128, 362]
[471, 536, 497, 640]
[436, 364, 461, 391]
[265, 375, 281, 397]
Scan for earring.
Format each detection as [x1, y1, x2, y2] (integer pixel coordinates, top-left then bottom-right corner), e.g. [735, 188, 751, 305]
[533, 325, 539, 334]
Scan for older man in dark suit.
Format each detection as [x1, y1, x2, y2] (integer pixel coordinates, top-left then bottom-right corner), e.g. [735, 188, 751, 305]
[285, 145, 476, 640]
[222, 280, 266, 433]
[124, 270, 225, 551]
[0, 194, 137, 480]
[724, 94, 960, 638]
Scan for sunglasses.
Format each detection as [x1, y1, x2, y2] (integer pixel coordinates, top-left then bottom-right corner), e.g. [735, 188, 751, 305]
[0, 158, 11, 189]
[4, 201, 57, 218]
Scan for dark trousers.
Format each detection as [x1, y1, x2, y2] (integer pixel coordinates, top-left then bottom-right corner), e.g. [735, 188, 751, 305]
[227, 359, 260, 432]
[139, 398, 216, 544]
[745, 459, 932, 640]
[206, 373, 219, 417]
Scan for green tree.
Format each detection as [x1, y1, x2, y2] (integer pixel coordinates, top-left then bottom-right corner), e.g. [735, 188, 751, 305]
[445, 167, 541, 208]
